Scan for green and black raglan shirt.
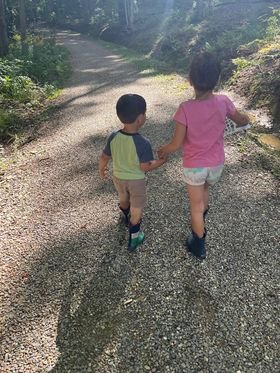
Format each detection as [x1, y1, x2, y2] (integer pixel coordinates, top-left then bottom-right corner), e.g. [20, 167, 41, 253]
[103, 130, 154, 180]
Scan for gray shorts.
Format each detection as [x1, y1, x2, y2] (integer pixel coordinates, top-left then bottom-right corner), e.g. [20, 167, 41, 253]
[183, 165, 224, 186]
[113, 177, 146, 208]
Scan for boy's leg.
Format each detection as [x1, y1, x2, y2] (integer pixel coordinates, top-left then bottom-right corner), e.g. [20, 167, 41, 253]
[113, 177, 130, 223]
[187, 184, 205, 238]
[128, 207, 144, 251]
[130, 207, 143, 226]
[119, 201, 130, 210]
[127, 179, 146, 251]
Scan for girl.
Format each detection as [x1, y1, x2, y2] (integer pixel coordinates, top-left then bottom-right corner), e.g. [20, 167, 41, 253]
[158, 53, 249, 259]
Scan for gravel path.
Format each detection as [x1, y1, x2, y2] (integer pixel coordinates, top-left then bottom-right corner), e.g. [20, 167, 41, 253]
[0, 31, 279, 372]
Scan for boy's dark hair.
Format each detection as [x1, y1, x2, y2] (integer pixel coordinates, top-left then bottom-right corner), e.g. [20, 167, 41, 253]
[189, 53, 221, 92]
[116, 94, 146, 124]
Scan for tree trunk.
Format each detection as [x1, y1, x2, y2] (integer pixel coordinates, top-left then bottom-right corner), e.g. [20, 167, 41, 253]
[192, 0, 213, 22]
[19, 0, 27, 41]
[118, 0, 126, 26]
[0, 0, 9, 56]
[118, 0, 135, 30]
[81, 0, 91, 23]
[124, 0, 134, 30]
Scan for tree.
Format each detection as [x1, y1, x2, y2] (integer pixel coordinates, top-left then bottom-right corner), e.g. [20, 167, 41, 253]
[19, 0, 27, 41]
[192, 0, 214, 21]
[118, 0, 135, 30]
[124, 0, 135, 30]
[0, 0, 9, 56]
[80, 0, 91, 23]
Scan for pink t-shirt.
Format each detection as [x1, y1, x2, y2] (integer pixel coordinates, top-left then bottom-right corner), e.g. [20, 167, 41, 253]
[174, 94, 236, 168]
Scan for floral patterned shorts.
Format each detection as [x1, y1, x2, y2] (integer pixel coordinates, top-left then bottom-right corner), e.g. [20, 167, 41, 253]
[183, 164, 224, 186]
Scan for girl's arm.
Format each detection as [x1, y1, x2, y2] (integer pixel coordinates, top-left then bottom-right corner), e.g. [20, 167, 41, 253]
[99, 152, 111, 179]
[228, 110, 250, 127]
[158, 122, 186, 157]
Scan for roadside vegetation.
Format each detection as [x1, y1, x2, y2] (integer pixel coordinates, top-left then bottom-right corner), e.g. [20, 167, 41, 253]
[0, 0, 279, 167]
[0, 35, 71, 145]
[229, 9, 280, 129]
[92, 2, 280, 132]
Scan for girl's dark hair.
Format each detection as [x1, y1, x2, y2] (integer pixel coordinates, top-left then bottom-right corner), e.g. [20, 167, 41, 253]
[189, 53, 221, 92]
[116, 94, 146, 124]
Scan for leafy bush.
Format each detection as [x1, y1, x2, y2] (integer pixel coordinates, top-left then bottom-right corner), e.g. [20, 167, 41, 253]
[266, 9, 280, 41]
[9, 36, 71, 85]
[0, 35, 71, 143]
[0, 74, 40, 103]
[0, 109, 20, 137]
[204, 21, 265, 59]
[90, 7, 114, 35]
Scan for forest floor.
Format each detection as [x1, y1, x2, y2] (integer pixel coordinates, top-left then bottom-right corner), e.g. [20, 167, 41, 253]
[0, 31, 279, 372]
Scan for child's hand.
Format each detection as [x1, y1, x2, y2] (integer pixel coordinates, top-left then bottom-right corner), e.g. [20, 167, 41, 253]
[157, 146, 167, 159]
[99, 152, 111, 180]
[160, 153, 168, 162]
[99, 167, 108, 180]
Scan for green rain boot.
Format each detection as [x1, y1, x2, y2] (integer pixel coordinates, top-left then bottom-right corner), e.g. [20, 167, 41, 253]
[128, 221, 145, 252]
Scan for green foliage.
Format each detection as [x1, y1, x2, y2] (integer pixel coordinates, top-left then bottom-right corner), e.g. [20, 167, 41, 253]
[0, 35, 71, 142]
[0, 108, 20, 136]
[0, 75, 38, 102]
[205, 21, 265, 59]
[0, 59, 39, 102]
[233, 57, 251, 70]
[90, 7, 118, 35]
[227, 8, 280, 131]
[9, 36, 71, 85]
[266, 9, 280, 41]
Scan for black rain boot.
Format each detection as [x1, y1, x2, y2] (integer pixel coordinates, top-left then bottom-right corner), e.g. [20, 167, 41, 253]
[119, 204, 130, 226]
[186, 230, 207, 259]
[203, 205, 209, 222]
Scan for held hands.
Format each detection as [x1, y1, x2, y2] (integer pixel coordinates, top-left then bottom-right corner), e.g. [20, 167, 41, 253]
[157, 145, 168, 160]
[156, 149, 168, 167]
[159, 153, 168, 163]
[99, 167, 108, 180]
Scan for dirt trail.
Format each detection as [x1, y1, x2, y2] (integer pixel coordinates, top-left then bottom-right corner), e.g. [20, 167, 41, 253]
[0, 31, 279, 372]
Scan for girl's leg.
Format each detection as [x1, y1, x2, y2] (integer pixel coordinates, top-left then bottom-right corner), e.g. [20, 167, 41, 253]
[187, 184, 205, 238]
[203, 182, 209, 211]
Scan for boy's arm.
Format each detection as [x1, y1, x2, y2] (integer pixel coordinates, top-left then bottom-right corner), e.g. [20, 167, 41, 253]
[228, 110, 250, 127]
[99, 152, 111, 179]
[158, 122, 186, 157]
[139, 157, 167, 173]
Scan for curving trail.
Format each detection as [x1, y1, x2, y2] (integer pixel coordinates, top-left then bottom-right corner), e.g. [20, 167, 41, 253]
[0, 31, 279, 372]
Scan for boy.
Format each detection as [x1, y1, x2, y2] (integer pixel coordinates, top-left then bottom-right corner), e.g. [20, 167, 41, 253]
[99, 94, 166, 251]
